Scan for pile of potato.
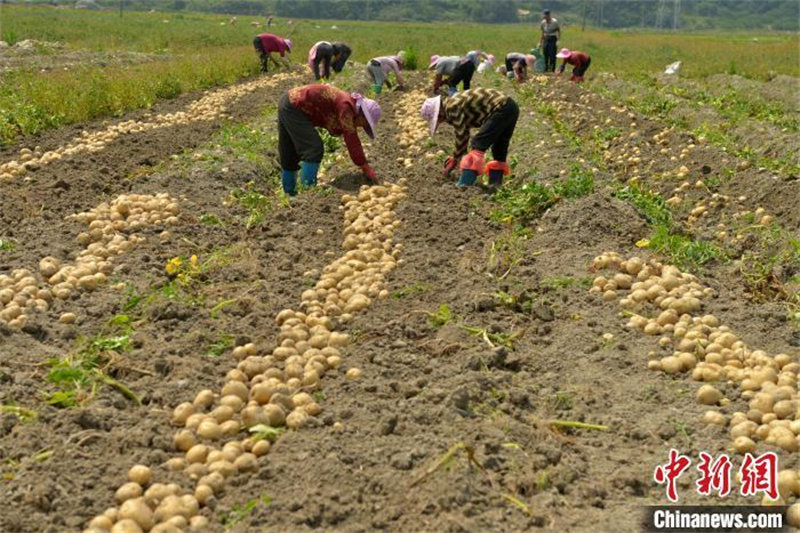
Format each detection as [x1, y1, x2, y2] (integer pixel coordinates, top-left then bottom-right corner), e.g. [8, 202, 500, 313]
[395, 89, 432, 168]
[0, 194, 179, 330]
[592, 252, 800, 499]
[0, 73, 298, 183]
[86, 182, 408, 532]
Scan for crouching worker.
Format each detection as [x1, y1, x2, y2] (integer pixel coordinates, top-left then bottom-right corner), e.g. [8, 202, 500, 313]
[430, 55, 476, 95]
[253, 33, 292, 73]
[278, 85, 381, 195]
[366, 53, 405, 92]
[505, 53, 535, 83]
[308, 41, 352, 80]
[420, 88, 519, 190]
[556, 48, 591, 82]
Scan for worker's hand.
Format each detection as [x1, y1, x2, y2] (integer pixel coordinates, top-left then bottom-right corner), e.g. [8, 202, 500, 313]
[361, 164, 378, 183]
[396, 84, 405, 91]
[443, 156, 458, 177]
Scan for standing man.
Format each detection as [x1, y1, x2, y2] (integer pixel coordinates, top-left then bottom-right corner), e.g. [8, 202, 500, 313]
[539, 9, 561, 73]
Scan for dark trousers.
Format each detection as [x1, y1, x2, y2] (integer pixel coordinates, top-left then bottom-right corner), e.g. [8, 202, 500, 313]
[313, 42, 333, 80]
[543, 36, 558, 72]
[505, 58, 527, 80]
[253, 36, 269, 72]
[278, 93, 324, 171]
[470, 99, 519, 162]
[447, 61, 475, 91]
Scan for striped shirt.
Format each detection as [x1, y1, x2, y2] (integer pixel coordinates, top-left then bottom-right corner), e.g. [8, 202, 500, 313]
[442, 88, 510, 157]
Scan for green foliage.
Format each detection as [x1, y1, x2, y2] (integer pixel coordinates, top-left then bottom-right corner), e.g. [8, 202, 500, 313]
[230, 184, 272, 228]
[45, 318, 138, 408]
[0, 239, 16, 252]
[613, 184, 672, 226]
[199, 213, 224, 226]
[220, 494, 272, 528]
[645, 226, 724, 271]
[392, 281, 429, 299]
[541, 276, 593, 290]
[428, 304, 454, 328]
[249, 424, 285, 442]
[206, 333, 234, 357]
[403, 46, 419, 71]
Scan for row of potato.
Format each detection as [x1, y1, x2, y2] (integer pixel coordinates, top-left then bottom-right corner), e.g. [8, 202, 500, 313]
[1, 194, 179, 330]
[83, 88, 429, 533]
[0, 73, 299, 183]
[591, 251, 800, 508]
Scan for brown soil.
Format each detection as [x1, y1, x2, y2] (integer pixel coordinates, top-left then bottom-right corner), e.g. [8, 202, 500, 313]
[0, 70, 798, 533]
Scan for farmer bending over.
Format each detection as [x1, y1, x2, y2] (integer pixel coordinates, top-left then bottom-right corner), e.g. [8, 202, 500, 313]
[505, 53, 535, 83]
[278, 85, 380, 195]
[252, 33, 292, 73]
[430, 54, 476, 95]
[420, 88, 519, 190]
[308, 41, 352, 80]
[367, 52, 405, 91]
[557, 48, 591, 82]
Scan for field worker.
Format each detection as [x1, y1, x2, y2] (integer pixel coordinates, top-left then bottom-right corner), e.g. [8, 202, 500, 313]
[308, 41, 352, 80]
[431, 55, 476, 95]
[505, 53, 535, 83]
[539, 9, 561, 72]
[556, 48, 591, 82]
[530, 48, 546, 73]
[252, 33, 292, 73]
[477, 54, 495, 74]
[366, 53, 405, 92]
[278, 85, 381, 195]
[420, 88, 519, 189]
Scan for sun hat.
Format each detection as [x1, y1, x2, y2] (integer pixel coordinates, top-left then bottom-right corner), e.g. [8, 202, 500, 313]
[556, 48, 572, 59]
[428, 54, 440, 69]
[419, 95, 441, 136]
[284, 38, 292, 50]
[487, 54, 495, 64]
[353, 93, 381, 139]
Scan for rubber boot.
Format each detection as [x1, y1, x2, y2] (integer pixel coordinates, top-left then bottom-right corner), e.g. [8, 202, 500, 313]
[447, 87, 457, 96]
[488, 169, 504, 189]
[301, 162, 320, 187]
[457, 169, 478, 188]
[281, 169, 297, 196]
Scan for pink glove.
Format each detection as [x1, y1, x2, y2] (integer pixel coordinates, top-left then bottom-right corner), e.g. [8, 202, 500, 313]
[443, 156, 458, 177]
[361, 164, 378, 183]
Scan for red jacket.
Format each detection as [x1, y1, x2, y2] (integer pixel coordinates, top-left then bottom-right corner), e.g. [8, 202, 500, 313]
[288, 85, 367, 166]
[560, 51, 590, 70]
[257, 33, 289, 56]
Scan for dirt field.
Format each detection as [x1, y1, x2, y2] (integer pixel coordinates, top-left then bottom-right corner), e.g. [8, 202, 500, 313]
[0, 65, 798, 533]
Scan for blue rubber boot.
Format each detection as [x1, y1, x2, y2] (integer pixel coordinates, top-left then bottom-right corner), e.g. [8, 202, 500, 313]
[457, 169, 478, 188]
[488, 169, 504, 189]
[281, 169, 297, 196]
[301, 162, 320, 187]
[447, 87, 458, 96]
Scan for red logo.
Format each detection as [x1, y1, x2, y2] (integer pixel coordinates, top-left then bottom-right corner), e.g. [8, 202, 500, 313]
[739, 452, 778, 500]
[654, 448, 692, 502]
[696, 452, 732, 497]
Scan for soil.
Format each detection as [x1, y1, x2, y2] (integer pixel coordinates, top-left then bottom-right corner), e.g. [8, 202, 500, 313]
[0, 70, 798, 533]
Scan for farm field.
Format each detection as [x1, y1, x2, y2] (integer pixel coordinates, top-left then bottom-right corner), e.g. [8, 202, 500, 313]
[0, 4, 799, 533]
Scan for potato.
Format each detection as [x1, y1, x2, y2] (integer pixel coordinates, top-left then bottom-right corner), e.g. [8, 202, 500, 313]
[59, 312, 77, 324]
[346, 368, 362, 380]
[115, 482, 143, 504]
[193, 390, 215, 409]
[154, 495, 188, 522]
[88, 515, 114, 531]
[703, 411, 726, 426]
[233, 452, 258, 472]
[286, 409, 309, 429]
[196, 420, 222, 440]
[172, 403, 195, 425]
[110, 519, 143, 533]
[119, 497, 154, 531]
[252, 439, 271, 457]
[127, 465, 152, 486]
[173, 430, 196, 452]
[696, 385, 723, 405]
[195, 484, 214, 506]
[733, 436, 756, 454]
[208, 460, 236, 478]
[189, 515, 210, 530]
